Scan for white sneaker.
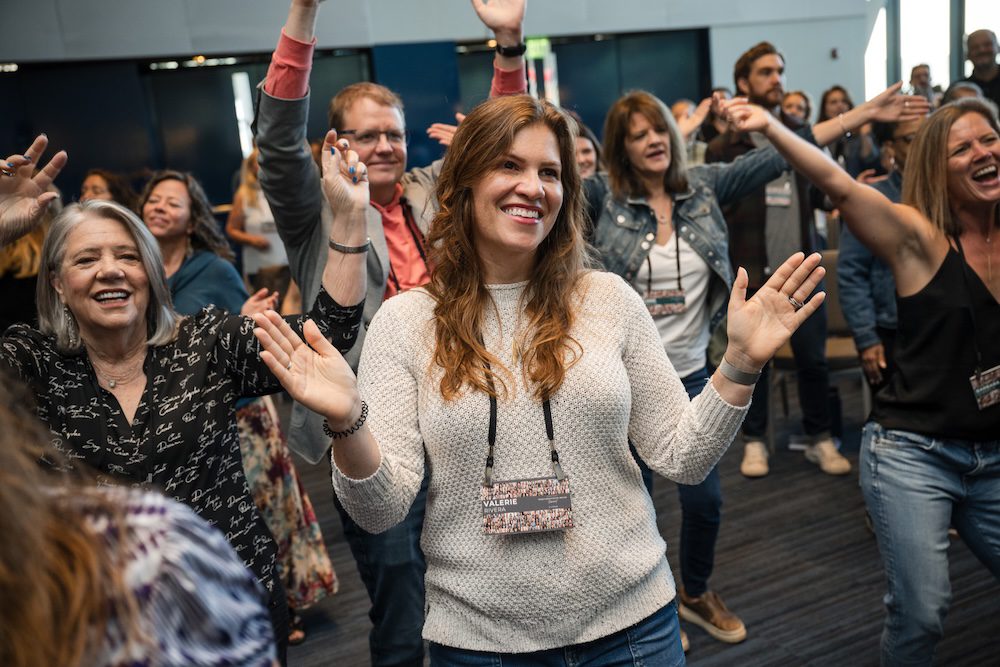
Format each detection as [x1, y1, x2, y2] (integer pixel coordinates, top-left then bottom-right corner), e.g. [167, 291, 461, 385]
[740, 441, 769, 478]
[805, 439, 851, 475]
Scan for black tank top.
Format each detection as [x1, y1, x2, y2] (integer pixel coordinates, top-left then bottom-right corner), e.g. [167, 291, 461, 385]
[871, 245, 1000, 440]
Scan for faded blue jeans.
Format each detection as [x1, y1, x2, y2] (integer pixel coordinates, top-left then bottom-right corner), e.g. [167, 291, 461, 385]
[860, 422, 1000, 667]
[428, 600, 685, 666]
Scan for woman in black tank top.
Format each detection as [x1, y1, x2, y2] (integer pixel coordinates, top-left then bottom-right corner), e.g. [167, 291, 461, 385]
[720, 95, 1000, 666]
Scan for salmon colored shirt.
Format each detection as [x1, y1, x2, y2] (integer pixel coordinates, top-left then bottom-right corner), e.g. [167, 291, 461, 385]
[372, 183, 430, 299]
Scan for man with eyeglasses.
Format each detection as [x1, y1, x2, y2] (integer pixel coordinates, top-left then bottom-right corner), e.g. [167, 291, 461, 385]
[254, 1, 526, 664]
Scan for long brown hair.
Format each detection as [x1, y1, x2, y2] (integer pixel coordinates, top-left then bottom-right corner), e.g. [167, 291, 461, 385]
[603, 91, 689, 200]
[903, 99, 1000, 236]
[139, 170, 234, 261]
[426, 95, 588, 401]
[0, 378, 143, 667]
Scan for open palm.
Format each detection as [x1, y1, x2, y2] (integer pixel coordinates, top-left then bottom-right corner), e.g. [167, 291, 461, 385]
[726, 252, 826, 369]
[470, 0, 525, 34]
[0, 135, 67, 244]
[252, 311, 361, 427]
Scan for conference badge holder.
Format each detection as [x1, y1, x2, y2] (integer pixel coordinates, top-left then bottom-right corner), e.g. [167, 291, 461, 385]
[970, 364, 1000, 410]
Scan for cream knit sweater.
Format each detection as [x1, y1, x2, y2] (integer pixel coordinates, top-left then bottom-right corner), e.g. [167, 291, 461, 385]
[332, 271, 748, 652]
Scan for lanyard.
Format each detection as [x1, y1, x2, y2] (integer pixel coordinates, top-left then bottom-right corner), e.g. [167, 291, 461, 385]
[645, 229, 683, 296]
[482, 366, 566, 487]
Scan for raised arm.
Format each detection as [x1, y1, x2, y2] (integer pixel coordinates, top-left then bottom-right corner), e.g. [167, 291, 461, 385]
[471, 0, 528, 97]
[811, 82, 929, 148]
[0, 135, 66, 246]
[721, 99, 927, 268]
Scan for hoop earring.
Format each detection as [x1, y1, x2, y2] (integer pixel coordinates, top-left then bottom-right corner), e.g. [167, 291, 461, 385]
[64, 305, 80, 348]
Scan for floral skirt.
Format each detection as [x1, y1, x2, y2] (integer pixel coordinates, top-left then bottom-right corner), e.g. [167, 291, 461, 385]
[236, 396, 338, 610]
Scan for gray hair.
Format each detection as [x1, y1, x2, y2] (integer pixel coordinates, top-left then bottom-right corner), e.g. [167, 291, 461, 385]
[37, 201, 181, 353]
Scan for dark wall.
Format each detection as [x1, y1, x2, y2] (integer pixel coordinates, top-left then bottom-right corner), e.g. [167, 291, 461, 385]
[371, 41, 461, 169]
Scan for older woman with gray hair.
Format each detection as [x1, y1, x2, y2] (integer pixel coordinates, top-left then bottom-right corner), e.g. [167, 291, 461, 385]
[0, 133, 368, 662]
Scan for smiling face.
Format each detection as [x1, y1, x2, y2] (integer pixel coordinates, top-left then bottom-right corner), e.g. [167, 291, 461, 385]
[576, 136, 598, 179]
[471, 123, 564, 277]
[340, 97, 407, 192]
[51, 215, 150, 341]
[945, 112, 1000, 207]
[141, 179, 192, 243]
[967, 30, 999, 69]
[624, 112, 672, 180]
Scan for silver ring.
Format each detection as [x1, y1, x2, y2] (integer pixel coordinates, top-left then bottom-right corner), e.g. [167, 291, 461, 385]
[286, 361, 293, 370]
[788, 295, 805, 311]
[904, 100, 909, 108]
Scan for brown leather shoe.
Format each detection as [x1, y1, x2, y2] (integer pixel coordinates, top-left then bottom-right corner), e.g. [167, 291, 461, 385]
[678, 588, 747, 643]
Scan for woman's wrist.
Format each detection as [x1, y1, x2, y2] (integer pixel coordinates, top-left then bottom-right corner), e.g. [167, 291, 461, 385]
[325, 396, 365, 434]
[722, 348, 764, 375]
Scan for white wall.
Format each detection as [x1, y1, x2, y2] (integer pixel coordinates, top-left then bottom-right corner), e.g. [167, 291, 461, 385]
[3, 0, 882, 106]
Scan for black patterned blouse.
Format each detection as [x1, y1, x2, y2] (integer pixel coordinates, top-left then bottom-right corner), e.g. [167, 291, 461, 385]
[0, 287, 361, 596]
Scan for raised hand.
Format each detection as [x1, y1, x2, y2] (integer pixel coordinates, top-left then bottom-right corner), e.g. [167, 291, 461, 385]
[0, 134, 68, 245]
[724, 252, 826, 372]
[252, 310, 361, 429]
[864, 82, 931, 123]
[241, 288, 280, 317]
[426, 112, 466, 148]
[718, 97, 773, 135]
[676, 98, 712, 139]
[321, 129, 370, 214]
[470, 0, 525, 42]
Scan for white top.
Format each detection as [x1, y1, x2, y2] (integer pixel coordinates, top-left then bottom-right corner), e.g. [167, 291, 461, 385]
[634, 233, 712, 377]
[241, 189, 287, 275]
[331, 271, 748, 652]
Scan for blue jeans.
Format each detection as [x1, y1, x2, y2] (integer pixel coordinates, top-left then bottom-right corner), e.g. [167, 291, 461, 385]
[860, 422, 1000, 666]
[633, 368, 720, 597]
[333, 472, 429, 667]
[428, 600, 685, 666]
[742, 285, 831, 440]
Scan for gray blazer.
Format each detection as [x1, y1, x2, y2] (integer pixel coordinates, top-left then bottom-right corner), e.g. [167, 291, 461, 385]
[255, 85, 441, 462]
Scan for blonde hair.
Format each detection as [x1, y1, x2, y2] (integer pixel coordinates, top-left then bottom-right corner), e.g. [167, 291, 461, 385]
[0, 189, 62, 279]
[235, 147, 261, 209]
[426, 95, 589, 401]
[903, 98, 1000, 236]
[603, 91, 689, 200]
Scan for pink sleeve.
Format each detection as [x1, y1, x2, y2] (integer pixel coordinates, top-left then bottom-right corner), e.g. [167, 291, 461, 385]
[263, 29, 316, 100]
[489, 60, 527, 98]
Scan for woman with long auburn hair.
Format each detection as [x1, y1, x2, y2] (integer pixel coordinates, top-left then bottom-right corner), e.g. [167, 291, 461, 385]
[253, 93, 826, 664]
[719, 96, 1000, 666]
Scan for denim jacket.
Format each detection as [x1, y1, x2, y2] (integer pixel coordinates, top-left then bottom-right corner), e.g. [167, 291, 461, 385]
[587, 135, 810, 334]
[837, 171, 900, 350]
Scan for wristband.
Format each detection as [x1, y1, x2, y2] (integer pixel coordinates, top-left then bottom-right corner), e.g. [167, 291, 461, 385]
[329, 237, 371, 254]
[323, 401, 368, 439]
[719, 357, 762, 386]
[495, 42, 527, 57]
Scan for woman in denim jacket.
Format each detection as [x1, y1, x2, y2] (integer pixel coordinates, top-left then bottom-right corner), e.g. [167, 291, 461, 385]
[586, 88, 924, 651]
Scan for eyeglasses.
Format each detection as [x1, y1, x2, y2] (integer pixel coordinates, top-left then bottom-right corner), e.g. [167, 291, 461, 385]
[338, 129, 409, 147]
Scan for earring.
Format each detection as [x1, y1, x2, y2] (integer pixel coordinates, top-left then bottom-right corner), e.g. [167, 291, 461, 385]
[64, 305, 80, 348]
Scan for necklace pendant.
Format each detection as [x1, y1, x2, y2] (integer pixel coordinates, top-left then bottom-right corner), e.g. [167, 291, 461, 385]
[108, 379, 117, 389]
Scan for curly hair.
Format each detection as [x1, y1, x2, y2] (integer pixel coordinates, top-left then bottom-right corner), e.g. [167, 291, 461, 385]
[425, 95, 589, 401]
[139, 170, 234, 261]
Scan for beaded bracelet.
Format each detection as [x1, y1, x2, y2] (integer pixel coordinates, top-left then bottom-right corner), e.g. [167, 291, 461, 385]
[323, 401, 369, 439]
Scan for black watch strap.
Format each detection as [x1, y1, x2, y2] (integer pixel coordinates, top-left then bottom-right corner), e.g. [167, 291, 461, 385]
[495, 41, 527, 57]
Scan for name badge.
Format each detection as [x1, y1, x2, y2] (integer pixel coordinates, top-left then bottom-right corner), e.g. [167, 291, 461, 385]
[481, 476, 573, 535]
[970, 363, 1000, 410]
[765, 180, 792, 207]
[644, 288, 686, 316]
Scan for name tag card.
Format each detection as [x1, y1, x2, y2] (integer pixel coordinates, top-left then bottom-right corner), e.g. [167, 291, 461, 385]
[765, 180, 792, 207]
[481, 476, 574, 535]
[644, 288, 687, 316]
[970, 364, 1000, 410]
